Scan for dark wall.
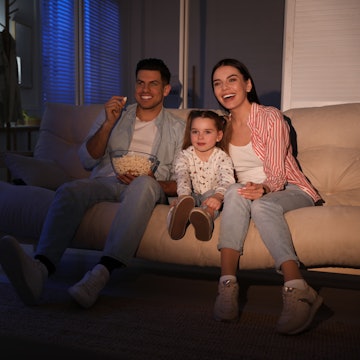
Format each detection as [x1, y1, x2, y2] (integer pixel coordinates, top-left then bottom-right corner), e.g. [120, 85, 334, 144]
[122, 0, 285, 109]
[193, 0, 285, 109]
[5, 0, 285, 115]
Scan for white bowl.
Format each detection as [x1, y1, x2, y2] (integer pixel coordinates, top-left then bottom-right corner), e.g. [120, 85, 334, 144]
[110, 150, 158, 176]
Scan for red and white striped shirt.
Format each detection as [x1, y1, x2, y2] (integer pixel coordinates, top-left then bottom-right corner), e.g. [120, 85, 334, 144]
[244, 103, 321, 202]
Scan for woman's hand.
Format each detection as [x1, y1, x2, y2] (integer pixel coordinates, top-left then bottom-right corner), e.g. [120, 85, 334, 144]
[237, 182, 268, 200]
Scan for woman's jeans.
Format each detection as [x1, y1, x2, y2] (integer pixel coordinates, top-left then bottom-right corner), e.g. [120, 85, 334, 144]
[218, 183, 314, 270]
[36, 176, 167, 269]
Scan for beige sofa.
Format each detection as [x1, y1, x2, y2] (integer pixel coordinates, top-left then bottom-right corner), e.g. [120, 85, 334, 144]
[1, 102, 360, 275]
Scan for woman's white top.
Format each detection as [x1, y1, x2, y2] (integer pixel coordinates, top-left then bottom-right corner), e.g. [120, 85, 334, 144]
[229, 142, 266, 184]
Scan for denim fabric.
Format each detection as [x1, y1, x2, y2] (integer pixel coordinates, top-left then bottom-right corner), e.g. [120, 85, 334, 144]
[35, 103, 185, 271]
[192, 189, 220, 219]
[218, 183, 314, 269]
[36, 176, 167, 267]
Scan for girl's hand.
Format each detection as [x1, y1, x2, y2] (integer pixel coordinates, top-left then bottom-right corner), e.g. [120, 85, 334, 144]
[202, 196, 222, 211]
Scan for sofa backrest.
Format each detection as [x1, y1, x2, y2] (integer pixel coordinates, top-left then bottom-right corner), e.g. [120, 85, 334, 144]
[284, 103, 360, 206]
[35, 103, 195, 181]
[35, 103, 104, 179]
[36, 102, 360, 207]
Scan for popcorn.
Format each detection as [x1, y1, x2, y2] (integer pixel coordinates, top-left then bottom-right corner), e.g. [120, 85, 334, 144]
[111, 151, 155, 176]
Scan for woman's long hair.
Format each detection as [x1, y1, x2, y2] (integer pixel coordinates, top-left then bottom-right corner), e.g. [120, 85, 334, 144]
[211, 58, 261, 154]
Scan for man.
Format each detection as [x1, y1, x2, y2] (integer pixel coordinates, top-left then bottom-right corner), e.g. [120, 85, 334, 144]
[0, 58, 185, 308]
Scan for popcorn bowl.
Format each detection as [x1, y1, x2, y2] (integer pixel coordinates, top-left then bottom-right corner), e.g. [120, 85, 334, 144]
[110, 150, 159, 176]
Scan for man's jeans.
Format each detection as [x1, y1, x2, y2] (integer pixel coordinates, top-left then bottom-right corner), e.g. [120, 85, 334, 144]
[36, 176, 167, 268]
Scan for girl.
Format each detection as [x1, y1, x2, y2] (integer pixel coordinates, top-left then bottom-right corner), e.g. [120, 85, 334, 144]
[167, 110, 235, 241]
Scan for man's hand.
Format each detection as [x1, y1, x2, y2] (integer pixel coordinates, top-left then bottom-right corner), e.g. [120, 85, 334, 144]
[117, 173, 137, 185]
[116, 168, 156, 185]
[105, 96, 127, 127]
[86, 96, 127, 159]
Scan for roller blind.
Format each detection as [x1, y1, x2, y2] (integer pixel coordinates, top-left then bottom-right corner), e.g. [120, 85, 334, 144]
[83, 0, 121, 104]
[41, 0, 121, 105]
[281, 0, 360, 110]
[41, 0, 76, 104]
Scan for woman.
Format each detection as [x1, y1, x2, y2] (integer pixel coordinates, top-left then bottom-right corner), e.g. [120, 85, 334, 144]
[211, 58, 323, 335]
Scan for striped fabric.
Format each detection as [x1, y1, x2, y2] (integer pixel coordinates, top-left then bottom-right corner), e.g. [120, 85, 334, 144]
[248, 103, 321, 202]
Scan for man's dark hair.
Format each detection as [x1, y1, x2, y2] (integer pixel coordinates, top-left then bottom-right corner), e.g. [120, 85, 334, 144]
[136, 58, 171, 85]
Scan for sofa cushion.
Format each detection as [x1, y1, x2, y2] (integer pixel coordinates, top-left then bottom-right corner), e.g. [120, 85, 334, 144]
[0, 181, 54, 240]
[284, 103, 360, 206]
[5, 152, 74, 190]
[297, 146, 360, 206]
[284, 103, 360, 150]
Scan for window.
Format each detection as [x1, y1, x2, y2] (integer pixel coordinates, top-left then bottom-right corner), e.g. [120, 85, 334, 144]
[281, 0, 360, 110]
[41, 0, 121, 105]
[41, 0, 76, 104]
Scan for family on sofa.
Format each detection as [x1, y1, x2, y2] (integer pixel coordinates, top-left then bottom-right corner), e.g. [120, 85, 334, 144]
[0, 57, 328, 336]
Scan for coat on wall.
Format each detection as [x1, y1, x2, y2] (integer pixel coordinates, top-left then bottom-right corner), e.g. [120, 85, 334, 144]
[0, 28, 23, 127]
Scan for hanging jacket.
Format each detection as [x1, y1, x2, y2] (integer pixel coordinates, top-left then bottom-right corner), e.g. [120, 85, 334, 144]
[0, 29, 23, 127]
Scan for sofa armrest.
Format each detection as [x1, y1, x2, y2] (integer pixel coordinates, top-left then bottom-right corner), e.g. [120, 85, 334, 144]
[0, 181, 55, 240]
[1, 151, 33, 182]
[3, 151, 74, 189]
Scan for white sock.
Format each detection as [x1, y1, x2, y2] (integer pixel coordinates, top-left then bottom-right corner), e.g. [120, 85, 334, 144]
[284, 279, 307, 290]
[220, 275, 237, 284]
[92, 264, 109, 277]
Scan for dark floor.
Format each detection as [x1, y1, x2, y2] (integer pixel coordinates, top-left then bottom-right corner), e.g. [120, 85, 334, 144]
[1, 246, 360, 359]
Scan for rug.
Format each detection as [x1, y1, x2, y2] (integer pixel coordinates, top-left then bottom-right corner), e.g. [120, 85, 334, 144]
[1, 254, 360, 360]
